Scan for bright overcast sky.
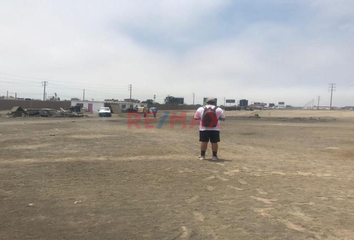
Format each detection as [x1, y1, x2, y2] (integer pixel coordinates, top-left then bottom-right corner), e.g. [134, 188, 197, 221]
[1, 0, 353, 106]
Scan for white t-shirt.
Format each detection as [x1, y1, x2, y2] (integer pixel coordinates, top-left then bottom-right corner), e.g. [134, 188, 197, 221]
[194, 105, 225, 131]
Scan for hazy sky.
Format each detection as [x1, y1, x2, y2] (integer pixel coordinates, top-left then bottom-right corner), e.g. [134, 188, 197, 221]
[1, 0, 353, 106]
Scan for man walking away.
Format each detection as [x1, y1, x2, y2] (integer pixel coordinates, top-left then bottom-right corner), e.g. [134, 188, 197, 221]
[194, 97, 225, 160]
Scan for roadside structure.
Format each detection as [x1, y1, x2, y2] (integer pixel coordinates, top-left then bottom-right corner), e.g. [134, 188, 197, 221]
[9, 106, 26, 117]
[70, 100, 105, 113]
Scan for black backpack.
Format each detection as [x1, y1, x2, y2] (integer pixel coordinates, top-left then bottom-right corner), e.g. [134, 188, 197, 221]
[202, 106, 218, 127]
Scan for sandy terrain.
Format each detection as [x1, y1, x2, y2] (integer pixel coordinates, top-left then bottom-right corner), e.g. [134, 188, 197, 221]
[1, 110, 354, 240]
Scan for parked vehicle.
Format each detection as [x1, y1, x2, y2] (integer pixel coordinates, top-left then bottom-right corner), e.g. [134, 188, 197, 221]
[126, 107, 138, 113]
[98, 107, 112, 117]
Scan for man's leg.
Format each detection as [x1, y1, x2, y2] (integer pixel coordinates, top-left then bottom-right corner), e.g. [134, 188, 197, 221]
[199, 131, 209, 159]
[211, 142, 218, 152]
[211, 131, 220, 159]
[198, 142, 208, 159]
[201, 142, 208, 151]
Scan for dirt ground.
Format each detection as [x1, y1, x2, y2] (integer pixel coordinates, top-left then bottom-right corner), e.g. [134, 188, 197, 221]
[1, 110, 354, 240]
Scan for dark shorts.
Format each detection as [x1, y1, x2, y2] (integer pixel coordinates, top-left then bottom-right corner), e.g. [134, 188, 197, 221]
[199, 131, 220, 143]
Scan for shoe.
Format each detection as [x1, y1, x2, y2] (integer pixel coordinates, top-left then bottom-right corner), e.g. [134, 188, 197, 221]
[198, 155, 206, 160]
[211, 156, 219, 161]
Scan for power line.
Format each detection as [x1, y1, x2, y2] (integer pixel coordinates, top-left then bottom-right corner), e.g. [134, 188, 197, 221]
[0, 72, 53, 82]
[0, 77, 129, 91]
[0, 79, 40, 87]
[0, 78, 146, 96]
[0, 74, 154, 97]
[0, 73, 170, 101]
[0, 73, 134, 90]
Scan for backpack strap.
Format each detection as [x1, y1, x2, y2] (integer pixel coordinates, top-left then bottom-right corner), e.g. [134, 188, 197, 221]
[213, 106, 219, 121]
[203, 106, 217, 114]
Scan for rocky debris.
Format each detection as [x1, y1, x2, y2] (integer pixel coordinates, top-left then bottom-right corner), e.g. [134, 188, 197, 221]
[6, 107, 87, 118]
[9, 106, 26, 117]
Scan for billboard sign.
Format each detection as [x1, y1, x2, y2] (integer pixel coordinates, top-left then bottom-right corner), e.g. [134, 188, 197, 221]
[175, 97, 184, 105]
[226, 99, 235, 103]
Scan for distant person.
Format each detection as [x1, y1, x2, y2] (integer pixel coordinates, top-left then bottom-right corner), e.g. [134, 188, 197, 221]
[143, 107, 149, 118]
[150, 107, 158, 118]
[194, 97, 225, 160]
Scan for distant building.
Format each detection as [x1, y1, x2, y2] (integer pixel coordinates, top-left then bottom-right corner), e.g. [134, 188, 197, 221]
[278, 102, 285, 109]
[253, 102, 267, 109]
[71, 100, 105, 113]
[269, 103, 275, 108]
[239, 99, 248, 109]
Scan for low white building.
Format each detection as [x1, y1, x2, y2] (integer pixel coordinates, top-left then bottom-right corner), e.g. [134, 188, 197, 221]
[71, 100, 148, 113]
[71, 100, 105, 113]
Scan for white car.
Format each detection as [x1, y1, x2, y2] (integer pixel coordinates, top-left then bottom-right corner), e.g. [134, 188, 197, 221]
[98, 107, 112, 117]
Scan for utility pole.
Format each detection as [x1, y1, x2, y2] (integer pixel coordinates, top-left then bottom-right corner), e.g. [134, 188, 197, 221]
[317, 96, 320, 110]
[312, 99, 314, 109]
[83, 89, 85, 101]
[128, 84, 132, 100]
[15, 93, 17, 100]
[42, 81, 48, 101]
[193, 93, 195, 105]
[224, 97, 226, 107]
[328, 83, 336, 110]
[7, 91, 9, 99]
[153, 94, 156, 103]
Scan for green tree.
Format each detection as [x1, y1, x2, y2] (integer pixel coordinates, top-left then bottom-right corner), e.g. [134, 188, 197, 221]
[145, 99, 154, 104]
